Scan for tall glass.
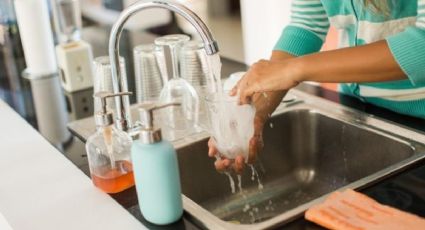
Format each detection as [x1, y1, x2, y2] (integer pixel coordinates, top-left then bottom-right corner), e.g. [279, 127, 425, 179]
[155, 34, 200, 140]
[133, 44, 163, 103]
[180, 40, 209, 87]
[180, 40, 211, 130]
[205, 92, 255, 160]
[54, 0, 82, 43]
[93, 56, 127, 115]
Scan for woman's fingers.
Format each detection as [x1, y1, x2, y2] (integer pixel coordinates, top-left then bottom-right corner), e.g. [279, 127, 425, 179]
[208, 138, 218, 157]
[229, 82, 239, 96]
[214, 158, 231, 172]
[237, 70, 265, 105]
[233, 155, 245, 174]
[247, 137, 258, 164]
[209, 138, 236, 172]
[214, 159, 226, 172]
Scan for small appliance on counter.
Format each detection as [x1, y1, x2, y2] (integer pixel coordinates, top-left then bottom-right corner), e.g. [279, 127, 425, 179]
[131, 102, 183, 225]
[85, 91, 134, 194]
[56, 41, 95, 92]
[53, 0, 95, 92]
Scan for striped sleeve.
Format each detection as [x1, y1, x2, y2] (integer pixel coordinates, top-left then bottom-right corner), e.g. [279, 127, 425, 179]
[274, 0, 330, 56]
[386, 0, 425, 86]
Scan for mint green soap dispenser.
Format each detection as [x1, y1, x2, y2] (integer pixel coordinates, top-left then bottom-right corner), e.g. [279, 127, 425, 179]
[132, 102, 183, 225]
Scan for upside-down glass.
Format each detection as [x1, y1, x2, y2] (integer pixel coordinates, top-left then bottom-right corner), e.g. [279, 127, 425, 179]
[54, 0, 82, 43]
[180, 40, 209, 87]
[179, 40, 211, 130]
[93, 56, 127, 115]
[155, 34, 200, 140]
[205, 92, 256, 160]
[133, 44, 163, 103]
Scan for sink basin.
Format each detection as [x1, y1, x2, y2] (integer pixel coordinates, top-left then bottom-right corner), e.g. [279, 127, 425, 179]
[66, 88, 425, 229]
[175, 90, 425, 229]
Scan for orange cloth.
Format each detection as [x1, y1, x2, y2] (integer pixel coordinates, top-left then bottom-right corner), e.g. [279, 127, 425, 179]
[305, 189, 425, 230]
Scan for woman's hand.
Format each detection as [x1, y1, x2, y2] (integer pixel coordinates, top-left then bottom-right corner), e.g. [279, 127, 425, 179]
[207, 51, 294, 174]
[207, 90, 286, 174]
[230, 59, 301, 105]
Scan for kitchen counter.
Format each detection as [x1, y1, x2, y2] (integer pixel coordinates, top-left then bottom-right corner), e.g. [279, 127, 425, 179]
[2, 25, 425, 229]
[0, 100, 145, 230]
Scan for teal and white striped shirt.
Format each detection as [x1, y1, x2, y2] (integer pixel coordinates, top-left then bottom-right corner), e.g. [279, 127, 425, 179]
[274, 0, 425, 118]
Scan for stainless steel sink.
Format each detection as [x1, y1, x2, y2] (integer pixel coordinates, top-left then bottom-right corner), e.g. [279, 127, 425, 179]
[174, 89, 425, 229]
[67, 88, 425, 229]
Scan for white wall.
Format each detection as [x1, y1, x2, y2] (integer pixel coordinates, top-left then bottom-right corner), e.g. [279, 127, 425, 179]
[240, 1, 292, 65]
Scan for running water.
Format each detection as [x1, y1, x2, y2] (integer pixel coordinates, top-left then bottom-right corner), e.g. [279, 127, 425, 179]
[207, 53, 223, 94]
[225, 172, 236, 194]
[208, 54, 267, 223]
[249, 165, 264, 190]
[237, 174, 243, 193]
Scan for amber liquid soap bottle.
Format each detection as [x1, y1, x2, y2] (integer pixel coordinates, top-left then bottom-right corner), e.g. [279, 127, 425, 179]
[85, 91, 134, 193]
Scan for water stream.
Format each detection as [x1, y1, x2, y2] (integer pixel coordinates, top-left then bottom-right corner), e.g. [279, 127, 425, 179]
[207, 53, 270, 223]
[225, 172, 236, 194]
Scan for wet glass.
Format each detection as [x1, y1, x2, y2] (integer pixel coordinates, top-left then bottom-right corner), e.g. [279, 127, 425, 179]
[205, 92, 256, 160]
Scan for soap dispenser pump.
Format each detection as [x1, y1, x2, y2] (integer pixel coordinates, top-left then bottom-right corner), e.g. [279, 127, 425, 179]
[131, 102, 183, 225]
[85, 91, 134, 194]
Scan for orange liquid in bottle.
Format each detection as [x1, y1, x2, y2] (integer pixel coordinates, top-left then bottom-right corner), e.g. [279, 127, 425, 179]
[91, 160, 135, 194]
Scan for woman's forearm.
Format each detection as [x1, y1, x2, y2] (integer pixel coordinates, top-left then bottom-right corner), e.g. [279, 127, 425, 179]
[253, 51, 295, 120]
[293, 40, 407, 83]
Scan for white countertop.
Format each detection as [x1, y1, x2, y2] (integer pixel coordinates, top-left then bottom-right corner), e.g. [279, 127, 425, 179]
[0, 100, 145, 230]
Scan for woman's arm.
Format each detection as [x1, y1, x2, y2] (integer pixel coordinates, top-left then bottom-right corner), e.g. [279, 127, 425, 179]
[296, 40, 406, 83]
[233, 40, 406, 104]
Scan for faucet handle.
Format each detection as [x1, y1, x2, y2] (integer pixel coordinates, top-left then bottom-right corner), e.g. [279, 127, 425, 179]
[93, 91, 133, 114]
[94, 91, 132, 99]
[137, 102, 181, 130]
[93, 91, 132, 127]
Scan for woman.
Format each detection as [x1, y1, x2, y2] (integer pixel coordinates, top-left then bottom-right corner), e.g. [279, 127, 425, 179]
[209, 0, 425, 173]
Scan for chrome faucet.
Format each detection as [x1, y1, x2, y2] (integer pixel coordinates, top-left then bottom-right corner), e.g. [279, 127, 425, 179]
[108, 0, 219, 131]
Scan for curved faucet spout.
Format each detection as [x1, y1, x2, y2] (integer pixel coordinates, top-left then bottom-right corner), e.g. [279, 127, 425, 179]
[108, 0, 219, 131]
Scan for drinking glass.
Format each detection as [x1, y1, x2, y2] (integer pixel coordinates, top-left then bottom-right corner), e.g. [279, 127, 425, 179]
[133, 44, 163, 103]
[179, 40, 211, 130]
[93, 56, 127, 115]
[205, 92, 256, 160]
[54, 0, 82, 43]
[179, 40, 209, 87]
[155, 34, 200, 139]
